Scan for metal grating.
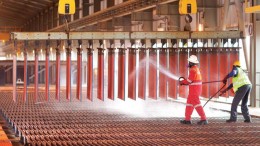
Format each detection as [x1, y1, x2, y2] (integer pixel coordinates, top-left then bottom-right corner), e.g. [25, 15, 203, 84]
[0, 91, 259, 145]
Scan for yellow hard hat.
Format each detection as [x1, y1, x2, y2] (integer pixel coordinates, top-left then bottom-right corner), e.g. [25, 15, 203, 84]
[233, 60, 240, 67]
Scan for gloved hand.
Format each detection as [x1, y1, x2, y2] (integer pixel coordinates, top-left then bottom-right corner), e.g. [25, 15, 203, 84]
[222, 75, 228, 84]
[220, 88, 228, 96]
[179, 77, 185, 86]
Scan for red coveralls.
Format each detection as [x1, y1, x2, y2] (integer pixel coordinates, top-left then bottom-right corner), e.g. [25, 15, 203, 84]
[181, 65, 207, 121]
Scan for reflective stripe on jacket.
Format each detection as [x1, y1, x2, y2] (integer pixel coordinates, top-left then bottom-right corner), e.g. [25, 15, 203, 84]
[232, 67, 251, 92]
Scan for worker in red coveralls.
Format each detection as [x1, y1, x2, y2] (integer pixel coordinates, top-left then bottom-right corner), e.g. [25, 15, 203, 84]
[179, 55, 208, 125]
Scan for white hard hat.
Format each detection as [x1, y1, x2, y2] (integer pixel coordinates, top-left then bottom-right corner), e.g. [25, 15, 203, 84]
[188, 55, 199, 63]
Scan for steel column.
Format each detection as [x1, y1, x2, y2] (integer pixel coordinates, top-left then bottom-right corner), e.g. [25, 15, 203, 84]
[45, 41, 50, 101]
[97, 48, 105, 101]
[128, 48, 138, 100]
[34, 41, 39, 102]
[178, 48, 188, 98]
[148, 48, 158, 99]
[250, 11, 257, 107]
[159, 48, 168, 99]
[55, 41, 61, 101]
[168, 48, 178, 99]
[235, 0, 249, 69]
[66, 40, 72, 101]
[87, 48, 94, 101]
[118, 48, 126, 100]
[23, 41, 28, 102]
[76, 41, 83, 101]
[138, 48, 147, 100]
[12, 41, 17, 102]
[219, 0, 230, 30]
[107, 48, 116, 100]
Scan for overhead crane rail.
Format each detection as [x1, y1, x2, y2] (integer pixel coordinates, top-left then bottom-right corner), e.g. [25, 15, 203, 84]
[11, 31, 242, 41]
[49, 0, 180, 31]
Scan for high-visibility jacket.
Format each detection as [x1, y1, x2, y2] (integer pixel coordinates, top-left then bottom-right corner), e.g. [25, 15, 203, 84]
[181, 65, 202, 95]
[232, 67, 251, 92]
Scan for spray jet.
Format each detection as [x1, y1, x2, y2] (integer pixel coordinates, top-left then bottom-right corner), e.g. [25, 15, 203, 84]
[148, 59, 225, 84]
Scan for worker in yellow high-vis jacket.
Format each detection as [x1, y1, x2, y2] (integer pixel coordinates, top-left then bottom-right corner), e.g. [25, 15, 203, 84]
[221, 61, 252, 123]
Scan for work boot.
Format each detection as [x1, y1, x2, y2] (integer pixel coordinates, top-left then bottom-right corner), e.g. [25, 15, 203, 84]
[226, 119, 237, 123]
[244, 119, 252, 123]
[180, 120, 192, 125]
[197, 120, 208, 125]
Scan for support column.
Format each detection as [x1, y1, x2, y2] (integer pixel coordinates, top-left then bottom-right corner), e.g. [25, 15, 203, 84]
[66, 40, 72, 101]
[235, 0, 249, 69]
[45, 40, 50, 101]
[128, 47, 138, 100]
[34, 41, 39, 102]
[12, 41, 17, 102]
[159, 47, 168, 99]
[97, 47, 105, 101]
[250, 10, 257, 107]
[148, 47, 158, 100]
[118, 48, 127, 100]
[87, 44, 94, 101]
[168, 47, 178, 99]
[23, 41, 28, 102]
[76, 40, 83, 101]
[56, 40, 61, 101]
[138, 47, 147, 100]
[107, 47, 116, 100]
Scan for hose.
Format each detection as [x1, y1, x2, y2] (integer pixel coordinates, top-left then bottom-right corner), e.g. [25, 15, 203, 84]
[202, 80, 224, 84]
[203, 83, 226, 108]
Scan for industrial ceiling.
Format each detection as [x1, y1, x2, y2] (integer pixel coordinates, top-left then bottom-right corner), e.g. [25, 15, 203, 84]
[0, 0, 57, 29]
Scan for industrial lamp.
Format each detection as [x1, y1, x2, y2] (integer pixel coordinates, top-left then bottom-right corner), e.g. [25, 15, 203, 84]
[58, 0, 76, 15]
[179, 0, 197, 14]
[58, 0, 76, 33]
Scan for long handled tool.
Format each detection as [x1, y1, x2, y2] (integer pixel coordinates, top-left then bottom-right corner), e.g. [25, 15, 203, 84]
[203, 82, 226, 108]
[178, 77, 227, 107]
[179, 78, 224, 85]
[202, 80, 224, 84]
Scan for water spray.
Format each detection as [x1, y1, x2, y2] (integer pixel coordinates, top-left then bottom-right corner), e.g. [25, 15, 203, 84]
[148, 59, 180, 80]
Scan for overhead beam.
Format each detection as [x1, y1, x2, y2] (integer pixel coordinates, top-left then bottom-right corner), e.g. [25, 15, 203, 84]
[49, 0, 179, 31]
[11, 31, 242, 40]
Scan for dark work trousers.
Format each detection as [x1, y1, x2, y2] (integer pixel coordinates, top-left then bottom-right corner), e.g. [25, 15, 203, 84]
[230, 84, 252, 121]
